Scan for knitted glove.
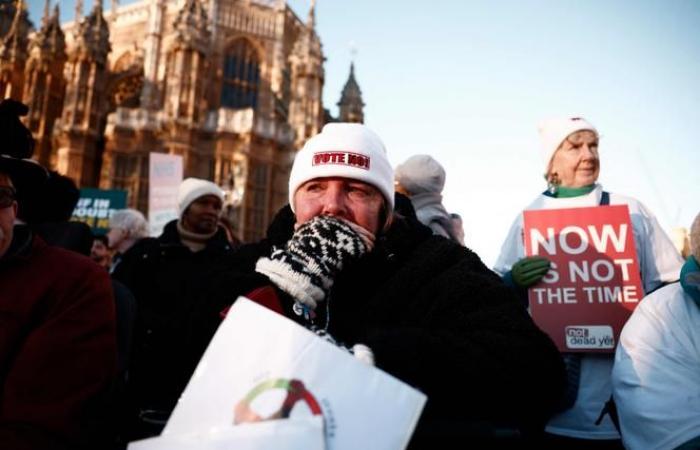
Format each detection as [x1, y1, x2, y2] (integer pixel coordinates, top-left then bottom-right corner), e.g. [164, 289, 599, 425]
[511, 256, 552, 288]
[255, 215, 372, 309]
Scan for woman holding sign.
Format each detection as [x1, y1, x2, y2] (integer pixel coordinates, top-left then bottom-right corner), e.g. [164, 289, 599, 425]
[494, 117, 683, 448]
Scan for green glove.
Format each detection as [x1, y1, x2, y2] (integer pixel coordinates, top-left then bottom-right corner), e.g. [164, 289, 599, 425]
[511, 256, 552, 288]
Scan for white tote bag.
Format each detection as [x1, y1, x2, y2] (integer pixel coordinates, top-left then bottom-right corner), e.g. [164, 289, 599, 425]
[128, 297, 427, 450]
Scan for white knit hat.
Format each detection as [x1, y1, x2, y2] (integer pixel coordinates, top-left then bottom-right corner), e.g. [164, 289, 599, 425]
[538, 117, 598, 172]
[395, 154, 446, 195]
[177, 177, 224, 216]
[288, 123, 394, 212]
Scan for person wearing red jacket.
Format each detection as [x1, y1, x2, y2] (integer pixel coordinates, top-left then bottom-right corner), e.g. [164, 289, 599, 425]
[0, 99, 117, 450]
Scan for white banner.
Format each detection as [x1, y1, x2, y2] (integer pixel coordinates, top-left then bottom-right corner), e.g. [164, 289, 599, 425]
[128, 298, 427, 450]
[148, 153, 183, 236]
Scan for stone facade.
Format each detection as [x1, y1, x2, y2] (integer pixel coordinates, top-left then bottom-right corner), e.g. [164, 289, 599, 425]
[2, 0, 365, 242]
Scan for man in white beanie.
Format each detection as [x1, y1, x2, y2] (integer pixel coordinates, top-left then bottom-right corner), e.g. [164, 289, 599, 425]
[189, 123, 566, 446]
[112, 177, 238, 440]
[494, 116, 682, 448]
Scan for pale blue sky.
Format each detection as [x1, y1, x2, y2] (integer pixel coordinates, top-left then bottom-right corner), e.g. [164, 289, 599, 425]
[26, 0, 700, 265]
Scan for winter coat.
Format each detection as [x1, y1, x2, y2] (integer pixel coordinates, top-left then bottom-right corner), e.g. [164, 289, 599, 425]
[612, 258, 700, 450]
[207, 206, 567, 445]
[112, 220, 237, 436]
[0, 226, 117, 450]
[409, 192, 459, 242]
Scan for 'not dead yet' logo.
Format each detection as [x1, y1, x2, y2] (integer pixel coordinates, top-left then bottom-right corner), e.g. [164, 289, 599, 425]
[565, 325, 614, 350]
[312, 151, 370, 170]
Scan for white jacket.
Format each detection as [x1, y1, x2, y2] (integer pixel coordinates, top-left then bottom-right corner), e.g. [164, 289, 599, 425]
[494, 184, 682, 293]
[612, 283, 700, 450]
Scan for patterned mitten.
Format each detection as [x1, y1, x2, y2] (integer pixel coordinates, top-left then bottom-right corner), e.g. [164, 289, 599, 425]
[255, 215, 372, 309]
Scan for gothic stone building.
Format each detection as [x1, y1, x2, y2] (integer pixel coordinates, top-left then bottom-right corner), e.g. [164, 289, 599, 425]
[0, 0, 365, 241]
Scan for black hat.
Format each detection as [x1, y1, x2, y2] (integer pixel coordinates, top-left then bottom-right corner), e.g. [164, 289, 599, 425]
[0, 99, 48, 195]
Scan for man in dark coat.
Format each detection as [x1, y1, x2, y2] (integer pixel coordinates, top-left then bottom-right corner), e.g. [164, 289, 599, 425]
[201, 123, 567, 447]
[0, 100, 117, 450]
[112, 177, 238, 439]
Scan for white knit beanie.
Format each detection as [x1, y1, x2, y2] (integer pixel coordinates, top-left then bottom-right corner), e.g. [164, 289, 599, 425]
[538, 117, 598, 172]
[177, 177, 224, 216]
[288, 123, 395, 212]
[395, 154, 446, 195]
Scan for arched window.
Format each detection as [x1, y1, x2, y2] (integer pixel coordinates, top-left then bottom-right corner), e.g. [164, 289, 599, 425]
[220, 39, 260, 109]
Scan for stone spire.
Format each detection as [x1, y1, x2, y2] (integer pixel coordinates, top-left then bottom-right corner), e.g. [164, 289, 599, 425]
[288, 0, 324, 147]
[172, 0, 211, 52]
[75, 0, 83, 24]
[0, 0, 27, 54]
[23, 2, 67, 166]
[140, 0, 165, 109]
[72, 0, 110, 65]
[42, 0, 50, 27]
[337, 62, 364, 123]
[0, 0, 22, 39]
[307, 0, 316, 29]
[162, 0, 211, 126]
[27, 2, 66, 65]
[54, 0, 111, 185]
[0, 0, 29, 100]
[110, 0, 119, 26]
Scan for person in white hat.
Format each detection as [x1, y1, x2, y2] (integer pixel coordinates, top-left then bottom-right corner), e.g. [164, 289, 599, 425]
[202, 123, 566, 446]
[111, 177, 237, 440]
[493, 117, 683, 447]
[176, 177, 226, 249]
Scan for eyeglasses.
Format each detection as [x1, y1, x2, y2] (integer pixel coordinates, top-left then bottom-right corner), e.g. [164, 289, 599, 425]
[0, 186, 16, 208]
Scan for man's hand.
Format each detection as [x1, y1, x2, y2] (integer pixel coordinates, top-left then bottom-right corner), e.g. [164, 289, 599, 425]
[511, 256, 552, 288]
[255, 215, 372, 309]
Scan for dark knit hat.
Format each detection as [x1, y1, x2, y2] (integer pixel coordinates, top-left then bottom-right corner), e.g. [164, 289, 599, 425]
[0, 99, 48, 194]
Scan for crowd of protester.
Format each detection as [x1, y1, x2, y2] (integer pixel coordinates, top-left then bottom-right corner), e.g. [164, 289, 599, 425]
[1, 97, 696, 450]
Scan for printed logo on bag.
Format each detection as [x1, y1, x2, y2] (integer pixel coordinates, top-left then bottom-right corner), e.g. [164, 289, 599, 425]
[312, 151, 370, 170]
[233, 378, 323, 425]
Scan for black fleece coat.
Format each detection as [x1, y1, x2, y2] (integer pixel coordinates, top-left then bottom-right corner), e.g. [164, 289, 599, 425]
[209, 205, 566, 445]
[112, 220, 236, 438]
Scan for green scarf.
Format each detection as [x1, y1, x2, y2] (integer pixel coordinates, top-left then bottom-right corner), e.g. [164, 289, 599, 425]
[553, 185, 596, 198]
